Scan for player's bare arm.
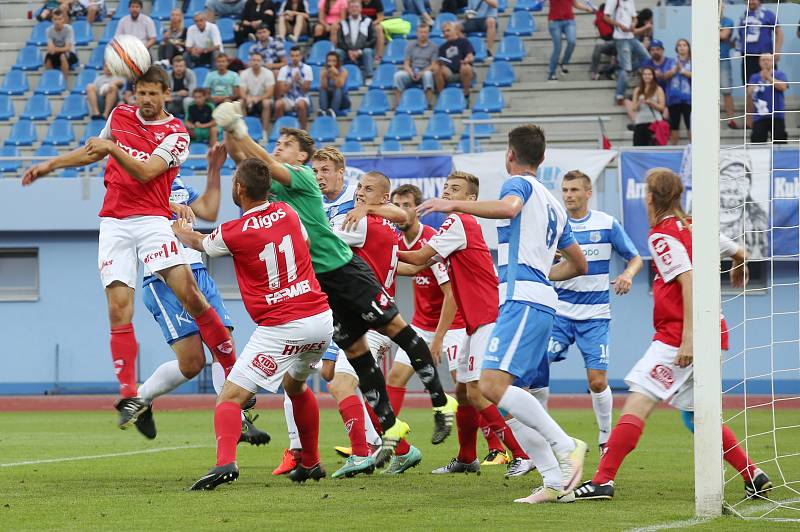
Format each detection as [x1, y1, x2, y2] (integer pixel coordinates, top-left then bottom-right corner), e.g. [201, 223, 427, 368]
[612, 255, 644, 295]
[341, 202, 410, 232]
[396, 262, 426, 276]
[172, 219, 206, 252]
[548, 242, 589, 281]
[188, 144, 225, 222]
[430, 281, 458, 364]
[675, 270, 693, 368]
[398, 244, 437, 267]
[85, 137, 170, 184]
[417, 196, 523, 220]
[21, 145, 106, 186]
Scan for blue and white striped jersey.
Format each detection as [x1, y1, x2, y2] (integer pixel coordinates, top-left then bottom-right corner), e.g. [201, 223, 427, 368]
[323, 181, 358, 226]
[554, 210, 639, 321]
[497, 174, 575, 312]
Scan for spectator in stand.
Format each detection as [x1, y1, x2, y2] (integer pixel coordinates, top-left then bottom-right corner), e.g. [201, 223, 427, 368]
[205, 54, 242, 106]
[186, 88, 219, 146]
[276, 46, 313, 129]
[159, 9, 188, 63]
[604, 0, 649, 103]
[235, 0, 278, 46]
[460, 0, 498, 56]
[441, 0, 465, 18]
[434, 22, 474, 104]
[336, 0, 377, 80]
[185, 11, 224, 68]
[277, 0, 310, 42]
[318, 51, 350, 117]
[37, 1, 68, 22]
[167, 55, 197, 118]
[45, 9, 79, 79]
[87, 64, 125, 119]
[65, 0, 105, 23]
[251, 23, 287, 76]
[630, 66, 665, 146]
[361, 0, 385, 62]
[634, 7, 653, 49]
[748, 53, 788, 144]
[739, 0, 782, 87]
[548, 1, 595, 81]
[720, 4, 737, 130]
[404, 0, 433, 25]
[394, 22, 437, 108]
[315, 0, 348, 45]
[115, 0, 157, 49]
[641, 40, 673, 93]
[240, 52, 276, 135]
[206, 0, 247, 18]
[590, 2, 617, 80]
[664, 38, 691, 145]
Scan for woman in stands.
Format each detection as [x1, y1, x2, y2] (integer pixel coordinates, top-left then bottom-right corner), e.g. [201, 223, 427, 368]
[665, 38, 692, 145]
[277, 0, 310, 42]
[159, 9, 187, 62]
[235, 0, 278, 46]
[314, 0, 348, 45]
[630, 66, 665, 146]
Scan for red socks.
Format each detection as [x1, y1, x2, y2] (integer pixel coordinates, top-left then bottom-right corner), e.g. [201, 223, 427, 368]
[388, 385, 411, 455]
[456, 404, 480, 464]
[195, 307, 236, 375]
[289, 387, 321, 468]
[480, 417, 505, 453]
[214, 401, 241, 466]
[722, 424, 758, 480]
[593, 413, 645, 484]
[110, 324, 138, 398]
[338, 395, 369, 457]
[479, 404, 529, 460]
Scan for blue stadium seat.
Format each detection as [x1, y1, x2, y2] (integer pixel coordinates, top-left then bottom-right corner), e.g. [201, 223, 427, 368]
[81, 119, 106, 143]
[5, 119, 38, 146]
[72, 20, 93, 46]
[0, 146, 21, 173]
[179, 167, 195, 177]
[153, 20, 163, 41]
[344, 65, 363, 91]
[27, 21, 52, 46]
[458, 138, 481, 153]
[21, 94, 52, 120]
[0, 95, 14, 121]
[269, 116, 299, 141]
[383, 0, 396, 16]
[99, 20, 119, 45]
[237, 42, 256, 63]
[514, 0, 544, 11]
[71, 69, 97, 94]
[152, 0, 176, 20]
[43, 119, 76, 146]
[430, 37, 444, 48]
[494, 36, 525, 61]
[217, 18, 236, 44]
[35, 145, 59, 157]
[113, 0, 130, 19]
[484, 61, 516, 87]
[472, 86, 504, 113]
[0, 70, 29, 95]
[309, 65, 322, 91]
[469, 36, 488, 63]
[57, 94, 90, 120]
[385, 114, 417, 140]
[396, 87, 427, 115]
[244, 116, 264, 139]
[433, 87, 466, 114]
[184, 143, 208, 169]
[431, 13, 458, 38]
[418, 139, 442, 151]
[346, 115, 378, 141]
[58, 167, 80, 178]
[13, 46, 43, 71]
[504, 12, 535, 37]
[358, 90, 390, 116]
[369, 64, 396, 90]
[498, 0, 508, 12]
[86, 46, 107, 70]
[35, 70, 67, 95]
[193, 67, 209, 87]
[422, 113, 455, 140]
[402, 14, 419, 38]
[461, 112, 496, 138]
[380, 139, 403, 152]
[382, 39, 407, 65]
[310, 115, 339, 142]
[341, 140, 364, 153]
[307, 40, 334, 66]
[184, 0, 205, 16]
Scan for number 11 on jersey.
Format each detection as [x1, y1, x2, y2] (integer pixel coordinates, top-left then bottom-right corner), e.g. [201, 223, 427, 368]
[259, 234, 297, 290]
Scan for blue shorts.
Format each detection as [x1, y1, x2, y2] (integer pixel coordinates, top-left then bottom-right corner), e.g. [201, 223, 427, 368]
[142, 267, 233, 344]
[548, 316, 609, 371]
[483, 300, 553, 389]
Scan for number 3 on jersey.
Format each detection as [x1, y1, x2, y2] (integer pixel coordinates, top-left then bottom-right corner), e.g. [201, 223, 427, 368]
[259, 234, 297, 290]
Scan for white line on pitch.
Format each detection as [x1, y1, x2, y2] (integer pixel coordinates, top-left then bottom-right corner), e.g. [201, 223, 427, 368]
[0, 445, 210, 468]
[627, 497, 800, 531]
[626, 517, 713, 532]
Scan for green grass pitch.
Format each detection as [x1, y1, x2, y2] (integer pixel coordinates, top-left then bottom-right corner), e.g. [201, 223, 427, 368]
[1, 407, 798, 531]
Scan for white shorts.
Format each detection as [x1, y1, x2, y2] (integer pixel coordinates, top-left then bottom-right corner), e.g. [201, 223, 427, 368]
[281, 96, 310, 111]
[228, 310, 334, 393]
[98, 216, 188, 288]
[457, 323, 494, 384]
[624, 340, 694, 411]
[394, 325, 467, 374]
[334, 329, 393, 381]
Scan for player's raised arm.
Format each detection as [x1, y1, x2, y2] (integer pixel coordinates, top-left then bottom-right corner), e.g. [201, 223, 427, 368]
[397, 244, 438, 266]
[417, 195, 523, 220]
[188, 144, 225, 222]
[342, 202, 410, 232]
[21, 145, 106, 186]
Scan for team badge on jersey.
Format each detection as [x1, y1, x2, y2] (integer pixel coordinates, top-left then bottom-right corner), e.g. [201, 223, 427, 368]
[590, 231, 601, 243]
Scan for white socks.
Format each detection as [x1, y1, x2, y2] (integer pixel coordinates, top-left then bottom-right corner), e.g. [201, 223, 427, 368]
[138, 360, 188, 403]
[211, 361, 226, 396]
[498, 385, 575, 455]
[591, 386, 613, 445]
[283, 393, 301, 449]
[507, 418, 562, 491]
[530, 386, 550, 410]
[356, 389, 382, 446]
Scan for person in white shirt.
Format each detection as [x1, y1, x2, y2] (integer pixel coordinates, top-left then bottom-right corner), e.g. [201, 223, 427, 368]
[114, 0, 157, 49]
[185, 11, 224, 68]
[603, 0, 649, 103]
[275, 46, 313, 130]
[239, 52, 276, 138]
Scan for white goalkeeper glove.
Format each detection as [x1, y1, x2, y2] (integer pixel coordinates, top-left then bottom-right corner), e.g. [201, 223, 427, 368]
[212, 101, 247, 140]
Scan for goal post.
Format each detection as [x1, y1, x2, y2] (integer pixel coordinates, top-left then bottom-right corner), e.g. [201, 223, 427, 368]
[692, 0, 724, 518]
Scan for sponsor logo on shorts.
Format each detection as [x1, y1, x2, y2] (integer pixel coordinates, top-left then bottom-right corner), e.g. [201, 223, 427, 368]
[281, 341, 327, 356]
[650, 364, 675, 389]
[217, 340, 234, 355]
[265, 279, 312, 305]
[100, 259, 114, 271]
[175, 311, 192, 326]
[143, 250, 166, 264]
[252, 353, 278, 376]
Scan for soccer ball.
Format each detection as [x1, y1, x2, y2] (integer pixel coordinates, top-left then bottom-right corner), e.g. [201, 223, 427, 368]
[105, 35, 152, 81]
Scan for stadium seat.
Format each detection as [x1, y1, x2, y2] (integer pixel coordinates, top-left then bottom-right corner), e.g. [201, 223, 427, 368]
[346, 115, 378, 141]
[382, 39, 407, 65]
[237, 42, 256, 64]
[21, 94, 52, 121]
[514, 0, 544, 11]
[402, 14, 419, 39]
[0, 146, 21, 173]
[461, 112, 496, 138]
[85, 46, 107, 70]
[469, 36, 488, 63]
[27, 21, 52, 46]
[13, 46, 43, 71]
[498, 0, 508, 12]
[458, 137, 481, 153]
[309, 65, 322, 91]
[385, 114, 417, 140]
[380, 139, 403, 152]
[383, 0, 396, 16]
[152, 0, 176, 20]
[358, 90, 390, 116]
[184, 143, 208, 169]
[5, 119, 38, 146]
[35, 145, 59, 158]
[193, 67, 209, 87]
[244, 116, 263, 139]
[217, 18, 236, 44]
[344, 65, 363, 91]
[307, 0, 319, 16]
[310, 115, 339, 142]
[35, 70, 67, 95]
[0, 95, 14, 121]
[430, 37, 444, 48]
[341, 140, 364, 153]
[484, 61, 516, 87]
[0, 70, 29, 95]
[99, 20, 119, 45]
[58, 168, 80, 178]
[43, 119, 76, 146]
[369, 64, 397, 90]
[504, 12, 535, 37]
[184, 0, 205, 16]
[72, 20, 93, 46]
[418, 139, 442, 151]
[269, 116, 299, 141]
[56, 94, 90, 120]
[153, 20, 163, 41]
[422, 113, 455, 140]
[179, 167, 195, 177]
[307, 40, 334, 66]
[81, 119, 106, 143]
[71, 69, 98, 95]
[433, 87, 466, 114]
[494, 36, 525, 61]
[396, 87, 427, 115]
[472, 87, 504, 113]
[431, 13, 458, 38]
[113, 0, 130, 19]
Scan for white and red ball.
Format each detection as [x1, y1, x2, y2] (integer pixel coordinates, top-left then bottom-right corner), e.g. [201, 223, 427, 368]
[104, 34, 152, 81]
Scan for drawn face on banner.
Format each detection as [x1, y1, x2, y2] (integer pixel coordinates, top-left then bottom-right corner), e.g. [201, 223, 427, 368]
[718, 150, 769, 260]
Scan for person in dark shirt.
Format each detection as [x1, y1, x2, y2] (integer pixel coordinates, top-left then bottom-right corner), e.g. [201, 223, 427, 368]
[186, 88, 218, 146]
[361, 0, 385, 61]
[433, 22, 474, 103]
[235, 0, 278, 45]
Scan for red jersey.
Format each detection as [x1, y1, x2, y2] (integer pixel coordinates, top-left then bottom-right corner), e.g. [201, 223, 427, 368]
[549, 0, 576, 20]
[202, 202, 329, 327]
[427, 213, 499, 335]
[98, 105, 190, 219]
[399, 224, 466, 332]
[338, 213, 399, 297]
